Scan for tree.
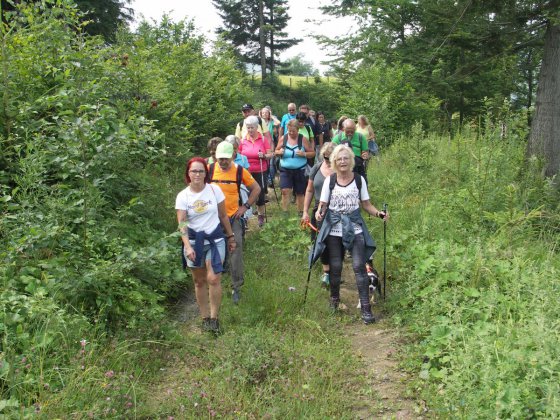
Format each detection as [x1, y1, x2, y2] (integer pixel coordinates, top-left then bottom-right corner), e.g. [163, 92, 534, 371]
[278, 54, 319, 76]
[1, 0, 133, 42]
[319, 0, 548, 127]
[527, 20, 560, 179]
[213, 0, 300, 78]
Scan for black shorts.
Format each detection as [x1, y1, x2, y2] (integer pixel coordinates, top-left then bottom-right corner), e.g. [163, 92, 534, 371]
[279, 168, 307, 195]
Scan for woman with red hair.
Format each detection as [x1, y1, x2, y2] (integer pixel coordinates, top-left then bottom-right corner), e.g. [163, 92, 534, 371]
[175, 157, 236, 335]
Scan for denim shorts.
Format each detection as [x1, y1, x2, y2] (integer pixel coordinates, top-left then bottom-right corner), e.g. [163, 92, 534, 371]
[279, 167, 307, 195]
[184, 239, 226, 269]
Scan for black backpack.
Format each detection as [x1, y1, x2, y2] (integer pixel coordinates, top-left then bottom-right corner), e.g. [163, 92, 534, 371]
[208, 163, 244, 205]
[327, 173, 363, 206]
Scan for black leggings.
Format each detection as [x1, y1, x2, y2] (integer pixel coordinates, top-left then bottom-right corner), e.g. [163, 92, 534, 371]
[251, 170, 268, 206]
[326, 233, 370, 305]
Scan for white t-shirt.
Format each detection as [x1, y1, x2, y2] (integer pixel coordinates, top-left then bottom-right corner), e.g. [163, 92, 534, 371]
[320, 175, 369, 237]
[175, 184, 225, 242]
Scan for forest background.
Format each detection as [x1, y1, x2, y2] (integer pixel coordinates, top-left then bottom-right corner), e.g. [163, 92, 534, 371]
[0, 0, 559, 417]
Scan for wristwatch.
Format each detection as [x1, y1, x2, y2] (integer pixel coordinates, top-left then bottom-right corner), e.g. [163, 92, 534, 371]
[243, 202, 251, 209]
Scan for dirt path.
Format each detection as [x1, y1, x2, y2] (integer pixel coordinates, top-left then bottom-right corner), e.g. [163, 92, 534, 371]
[339, 264, 422, 419]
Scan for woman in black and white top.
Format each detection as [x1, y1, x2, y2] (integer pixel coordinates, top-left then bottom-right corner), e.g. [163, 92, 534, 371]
[313, 145, 388, 324]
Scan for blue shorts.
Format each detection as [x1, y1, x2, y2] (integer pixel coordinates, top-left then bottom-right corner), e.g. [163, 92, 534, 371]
[185, 239, 226, 269]
[279, 168, 307, 195]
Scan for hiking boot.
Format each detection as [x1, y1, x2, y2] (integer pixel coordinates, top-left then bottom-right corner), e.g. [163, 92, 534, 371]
[232, 288, 240, 305]
[329, 297, 340, 311]
[258, 215, 265, 227]
[361, 303, 375, 325]
[201, 317, 211, 332]
[208, 318, 220, 335]
[320, 272, 330, 289]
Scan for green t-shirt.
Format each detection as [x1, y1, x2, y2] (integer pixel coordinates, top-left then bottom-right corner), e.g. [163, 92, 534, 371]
[332, 132, 368, 157]
[299, 125, 314, 142]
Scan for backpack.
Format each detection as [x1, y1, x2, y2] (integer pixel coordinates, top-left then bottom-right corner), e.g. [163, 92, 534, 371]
[282, 128, 315, 167]
[338, 132, 366, 168]
[209, 163, 244, 205]
[326, 173, 363, 208]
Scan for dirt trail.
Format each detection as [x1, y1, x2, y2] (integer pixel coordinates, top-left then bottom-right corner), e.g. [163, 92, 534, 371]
[339, 264, 422, 419]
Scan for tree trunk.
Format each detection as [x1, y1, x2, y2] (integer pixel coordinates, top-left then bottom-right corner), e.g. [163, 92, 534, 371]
[269, 5, 274, 73]
[258, 0, 266, 80]
[527, 23, 560, 180]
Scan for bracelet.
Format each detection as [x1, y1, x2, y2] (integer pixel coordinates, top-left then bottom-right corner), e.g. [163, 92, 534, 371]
[227, 234, 235, 239]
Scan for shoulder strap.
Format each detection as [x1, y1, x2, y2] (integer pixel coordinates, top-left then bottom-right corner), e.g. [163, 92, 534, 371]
[355, 173, 362, 200]
[305, 125, 312, 140]
[236, 164, 243, 204]
[327, 173, 337, 209]
[297, 133, 303, 149]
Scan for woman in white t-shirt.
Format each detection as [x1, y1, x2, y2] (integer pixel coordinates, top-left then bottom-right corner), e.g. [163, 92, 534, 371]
[176, 157, 236, 335]
[314, 145, 388, 324]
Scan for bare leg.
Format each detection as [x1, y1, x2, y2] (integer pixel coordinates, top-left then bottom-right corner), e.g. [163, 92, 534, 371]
[281, 188, 290, 211]
[205, 260, 222, 319]
[191, 267, 209, 318]
[296, 194, 304, 212]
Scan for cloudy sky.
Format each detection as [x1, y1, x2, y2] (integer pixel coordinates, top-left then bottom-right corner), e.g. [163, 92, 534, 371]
[130, 0, 354, 74]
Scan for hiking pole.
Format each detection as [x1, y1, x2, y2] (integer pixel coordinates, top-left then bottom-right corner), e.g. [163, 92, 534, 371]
[382, 203, 388, 300]
[303, 220, 319, 306]
[259, 150, 268, 223]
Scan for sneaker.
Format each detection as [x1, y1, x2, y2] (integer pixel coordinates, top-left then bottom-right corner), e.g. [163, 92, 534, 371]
[208, 318, 220, 335]
[361, 304, 375, 325]
[329, 296, 340, 310]
[201, 317, 211, 332]
[232, 289, 240, 305]
[320, 272, 330, 288]
[258, 215, 265, 227]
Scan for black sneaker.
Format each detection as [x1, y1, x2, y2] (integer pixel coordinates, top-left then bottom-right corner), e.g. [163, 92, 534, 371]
[201, 317, 211, 332]
[208, 318, 220, 335]
[361, 304, 375, 324]
[232, 289, 241, 304]
[329, 297, 340, 311]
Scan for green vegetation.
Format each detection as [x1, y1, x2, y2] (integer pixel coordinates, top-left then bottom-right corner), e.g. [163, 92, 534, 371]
[369, 120, 560, 417]
[1, 1, 559, 418]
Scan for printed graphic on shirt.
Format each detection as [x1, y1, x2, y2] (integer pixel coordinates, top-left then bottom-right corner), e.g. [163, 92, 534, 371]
[330, 184, 360, 214]
[192, 199, 211, 214]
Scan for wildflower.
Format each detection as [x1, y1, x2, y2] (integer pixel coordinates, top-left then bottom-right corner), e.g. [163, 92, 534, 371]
[104, 370, 115, 379]
[80, 339, 87, 348]
[288, 286, 296, 291]
[21, 356, 27, 363]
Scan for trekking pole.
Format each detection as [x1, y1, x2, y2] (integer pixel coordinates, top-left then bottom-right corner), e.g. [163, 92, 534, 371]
[383, 203, 388, 300]
[259, 150, 268, 223]
[303, 220, 319, 306]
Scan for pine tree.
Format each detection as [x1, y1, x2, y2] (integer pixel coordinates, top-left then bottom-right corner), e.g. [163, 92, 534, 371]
[212, 0, 300, 78]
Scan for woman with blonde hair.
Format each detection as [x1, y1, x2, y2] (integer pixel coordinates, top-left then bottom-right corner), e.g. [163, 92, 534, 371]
[357, 115, 379, 157]
[312, 144, 388, 324]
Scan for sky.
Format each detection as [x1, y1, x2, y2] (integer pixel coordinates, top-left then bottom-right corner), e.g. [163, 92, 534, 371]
[130, 0, 354, 74]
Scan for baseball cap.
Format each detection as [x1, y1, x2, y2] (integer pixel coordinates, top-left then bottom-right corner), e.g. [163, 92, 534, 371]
[215, 141, 234, 159]
[241, 103, 254, 111]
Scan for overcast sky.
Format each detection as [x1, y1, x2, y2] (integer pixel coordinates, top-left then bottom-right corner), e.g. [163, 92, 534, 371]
[130, 0, 354, 74]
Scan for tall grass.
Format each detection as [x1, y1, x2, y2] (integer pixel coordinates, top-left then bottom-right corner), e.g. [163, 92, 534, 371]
[368, 120, 560, 417]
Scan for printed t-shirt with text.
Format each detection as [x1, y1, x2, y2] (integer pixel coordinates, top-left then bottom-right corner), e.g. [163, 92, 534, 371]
[175, 184, 225, 243]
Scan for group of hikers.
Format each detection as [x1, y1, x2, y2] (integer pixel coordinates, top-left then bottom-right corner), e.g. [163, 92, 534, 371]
[175, 102, 388, 335]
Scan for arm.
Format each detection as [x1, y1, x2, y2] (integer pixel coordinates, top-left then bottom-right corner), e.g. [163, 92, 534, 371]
[315, 200, 328, 222]
[177, 209, 195, 261]
[301, 179, 314, 223]
[297, 136, 315, 158]
[360, 135, 370, 160]
[218, 200, 236, 252]
[275, 138, 285, 156]
[233, 180, 261, 219]
[361, 200, 388, 221]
